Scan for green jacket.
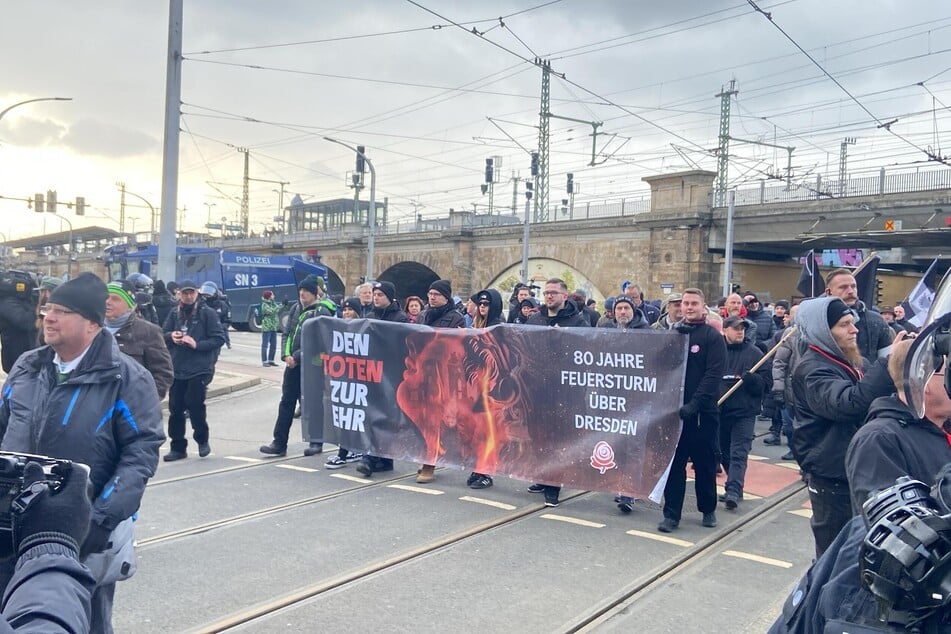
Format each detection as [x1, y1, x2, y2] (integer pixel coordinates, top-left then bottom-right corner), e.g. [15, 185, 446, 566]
[260, 298, 281, 332]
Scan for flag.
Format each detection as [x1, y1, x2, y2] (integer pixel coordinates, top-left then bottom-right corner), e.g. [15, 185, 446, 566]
[902, 258, 939, 328]
[796, 250, 825, 297]
[853, 254, 880, 307]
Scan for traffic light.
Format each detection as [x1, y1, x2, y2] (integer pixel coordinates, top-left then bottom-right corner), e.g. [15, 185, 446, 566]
[356, 146, 366, 173]
[75, 196, 85, 216]
[47, 190, 57, 213]
[484, 158, 493, 184]
[530, 152, 539, 176]
[567, 172, 574, 194]
[875, 279, 884, 306]
[33, 193, 45, 213]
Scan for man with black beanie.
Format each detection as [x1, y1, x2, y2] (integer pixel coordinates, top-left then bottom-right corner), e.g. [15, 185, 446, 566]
[412, 279, 465, 483]
[0, 272, 165, 632]
[162, 279, 226, 462]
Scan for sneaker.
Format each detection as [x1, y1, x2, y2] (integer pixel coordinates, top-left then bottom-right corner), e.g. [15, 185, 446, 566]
[416, 465, 436, 483]
[344, 452, 364, 463]
[163, 451, 187, 462]
[198, 442, 211, 458]
[781, 451, 796, 461]
[259, 443, 287, 457]
[724, 493, 739, 510]
[763, 433, 782, 446]
[303, 443, 323, 457]
[466, 472, 479, 487]
[469, 475, 493, 489]
[544, 491, 560, 507]
[702, 511, 718, 527]
[527, 483, 546, 493]
[617, 496, 634, 514]
[267, 361, 278, 367]
[658, 518, 679, 533]
[325, 455, 348, 469]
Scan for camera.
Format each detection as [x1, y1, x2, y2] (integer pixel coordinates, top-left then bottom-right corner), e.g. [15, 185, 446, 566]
[0, 452, 72, 558]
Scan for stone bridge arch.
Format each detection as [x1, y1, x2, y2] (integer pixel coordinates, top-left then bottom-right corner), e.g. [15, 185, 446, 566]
[485, 257, 606, 304]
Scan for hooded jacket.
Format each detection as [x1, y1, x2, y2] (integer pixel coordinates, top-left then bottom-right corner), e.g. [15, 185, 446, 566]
[851, 300, 895, 361]
[419, 301, 466, 329]
[771, 327, 802, 403]
[514, 298, 539, 325]
[790, 297, 893, 482]
[746, 305, 776, 344]
[370, 300, 409, 323]
[719, 339, 770, 417]
[283, 296, 336, 363]
[259, 297, 281, 332]
[0, 330, 164, 532]
[601, 306, 649, 330]
[845, 394, 951, 515]
[471, 288, 503, 328]
[162, 298, 227, 379]
[527, 297, 590, 328]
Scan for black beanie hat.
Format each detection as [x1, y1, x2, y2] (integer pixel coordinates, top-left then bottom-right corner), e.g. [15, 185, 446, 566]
[429, 279, 453, 302]
[342, 296, 362, 313]
[826, 298, 853, 328]
[372, 281, 396, 302]
[49, 272, 108, 325]
[299, 274, 324, 295]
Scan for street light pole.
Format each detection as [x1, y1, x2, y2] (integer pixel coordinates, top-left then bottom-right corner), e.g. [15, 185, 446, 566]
[118, 186, 157, 240]
[323, 137, 376, 281]
[0, 97, 72, 123]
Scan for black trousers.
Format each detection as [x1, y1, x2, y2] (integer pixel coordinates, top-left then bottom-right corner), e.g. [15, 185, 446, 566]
[718, 414, 756, 497]
[271, 365, 301, 448]
[806, 474, 852, 559]
[663, 412, 718, 522]
[168, 375, 211, 453]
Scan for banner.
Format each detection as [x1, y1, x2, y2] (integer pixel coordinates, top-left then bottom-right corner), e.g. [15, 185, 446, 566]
[903, 258, 939, 328]
[301, 318, 688, 502]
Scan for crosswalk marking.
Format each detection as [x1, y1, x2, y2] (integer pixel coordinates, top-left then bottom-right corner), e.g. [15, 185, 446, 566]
[275, 464, 318, 473]
[388, 484, 444, 496]
[224, 456, 264, 463]
[774, 462, 802, 471]
[540, 514, 605, 528]
[788, 509, 813, 519]
[722, 550, 793, 568]
[330, 474, 373, 484]
[626, 529, 693, 547]
[459, 496, 517, 510]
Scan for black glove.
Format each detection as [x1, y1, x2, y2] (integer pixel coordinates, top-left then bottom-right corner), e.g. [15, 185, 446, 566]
[772, 390, 784, 405]
[741, 371, 755, 384]
[80, 522, 113, 559]
[12, 462, 92, 556]
[679, 401, 698, 419]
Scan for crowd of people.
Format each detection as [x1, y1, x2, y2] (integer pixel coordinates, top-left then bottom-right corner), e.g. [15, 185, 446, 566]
[0, 262, 944, 631]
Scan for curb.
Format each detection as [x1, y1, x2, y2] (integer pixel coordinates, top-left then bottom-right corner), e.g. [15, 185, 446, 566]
[207, 375, 261, 399]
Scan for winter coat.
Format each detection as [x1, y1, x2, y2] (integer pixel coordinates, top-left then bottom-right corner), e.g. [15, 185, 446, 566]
[162, 300, 226, 379]
[527, 299, 590, 328]
[675, 319, 727, 417]
[0, 330, 164, 533]
[370, 300, 409, 323]
[852, 300, 894, 361]
[114, 312, 174, 400]
[260, 297, 281, 332]
[718, 340, 769, 418]
[746, 306, 776, 344]
[601, 307, 649, 330]
[846, 395, 951, 515]
[637, 301, 660, 325]
[419, 302, 466, 329]
[471, 289, 504, 328]
[152, 289, 175, 327]
[0, 294, 39, 373]
[771, 328, 801, 404]
[282, 297, 336, 363]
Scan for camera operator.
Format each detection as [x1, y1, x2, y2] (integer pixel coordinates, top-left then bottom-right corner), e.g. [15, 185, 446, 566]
[1, 459, 95, 633]
[0, 271, 38, 373]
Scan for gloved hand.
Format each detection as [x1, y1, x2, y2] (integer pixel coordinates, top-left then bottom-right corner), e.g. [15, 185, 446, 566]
[12, 462, 92, 557]
[80, 522, 113, 559]
[772, 390, 784, 405]
[741, 371, 756, 384]
[679, 401, 698, 420]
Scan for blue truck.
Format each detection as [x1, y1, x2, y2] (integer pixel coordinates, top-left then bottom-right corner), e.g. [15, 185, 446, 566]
[103, 244, 329, 331]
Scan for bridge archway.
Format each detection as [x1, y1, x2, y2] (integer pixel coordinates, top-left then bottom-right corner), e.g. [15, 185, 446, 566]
[486, 258, 606, 304]
[377, 261, 440, 303]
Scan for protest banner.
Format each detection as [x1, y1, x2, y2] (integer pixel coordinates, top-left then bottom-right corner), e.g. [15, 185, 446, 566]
[301, 318, 688, 502]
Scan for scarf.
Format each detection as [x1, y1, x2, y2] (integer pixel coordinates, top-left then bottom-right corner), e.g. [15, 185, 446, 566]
[104, 310, 134, 335]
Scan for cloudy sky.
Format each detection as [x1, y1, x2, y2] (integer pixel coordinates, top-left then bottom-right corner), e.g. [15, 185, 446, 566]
[1, 0, 949, 240]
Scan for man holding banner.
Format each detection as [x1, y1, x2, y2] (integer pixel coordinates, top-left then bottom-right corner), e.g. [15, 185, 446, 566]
[659, 288, 726, 533]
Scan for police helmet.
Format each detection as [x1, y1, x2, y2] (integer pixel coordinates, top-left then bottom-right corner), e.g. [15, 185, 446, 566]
[198, 281, 218, 297]
[126, 272, 154, 295]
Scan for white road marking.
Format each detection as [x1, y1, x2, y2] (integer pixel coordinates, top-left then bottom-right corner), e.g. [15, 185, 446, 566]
[747, 454, 768, 461]
[388, 484, 444, 496]
[715, 485, 762, 501]
[626, 529, 694, 547]
[330, 474, 373, 484]
[540, 514, 605, 528]
[275, 464, 319, 473]
[775, 462, 802, 470]
[459, 496, 517, 510]
[722, 550, 793, 568]
[788, 509, 813, 519]
[224, 456, 264, 463]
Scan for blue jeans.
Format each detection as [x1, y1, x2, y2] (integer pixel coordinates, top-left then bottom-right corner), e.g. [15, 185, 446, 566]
[781, 404, 795, 442]
[261, 330, 277, 363]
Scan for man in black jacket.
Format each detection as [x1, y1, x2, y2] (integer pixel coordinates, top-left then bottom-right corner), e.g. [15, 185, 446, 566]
[825, 268, 894, 361]
[357, 281, 409, 477]
[743, 292, 776, 345]
[790, 296, 894, 557]
[260, 274, 336, 457]
[605, 295, 649, 331]
[718, 316, 770, 509]
[659, 288, 726, 532]
[162, 280, 226, 462]
[413, 279, 465, 483]
[527, 277, 589, 507]
[845, 338, 951, 515]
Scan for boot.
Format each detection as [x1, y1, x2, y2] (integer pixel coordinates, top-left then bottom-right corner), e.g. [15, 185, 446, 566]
[763, 432, 782, 446]
[416, 464, 436, 483]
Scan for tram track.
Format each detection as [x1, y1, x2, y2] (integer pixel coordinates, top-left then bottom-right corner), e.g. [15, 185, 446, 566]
[182, 481, 806, 633]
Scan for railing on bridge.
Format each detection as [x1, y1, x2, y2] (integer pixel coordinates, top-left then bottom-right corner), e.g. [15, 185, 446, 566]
[725, 165, 951, 207]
